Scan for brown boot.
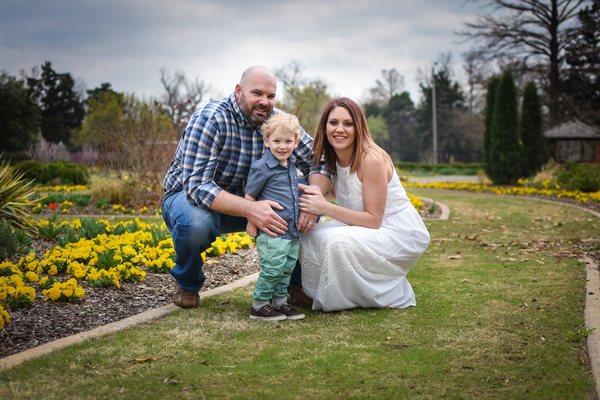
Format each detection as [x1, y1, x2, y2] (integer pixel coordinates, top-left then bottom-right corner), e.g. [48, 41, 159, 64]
[288, 286, 313, 308]
[172, 284, 200, 308]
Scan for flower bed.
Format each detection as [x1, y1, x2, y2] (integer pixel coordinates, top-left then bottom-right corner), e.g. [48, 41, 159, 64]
[404, 181, 600, 205]
[30, 185, 431, 217]
[0, 217, 255, 331]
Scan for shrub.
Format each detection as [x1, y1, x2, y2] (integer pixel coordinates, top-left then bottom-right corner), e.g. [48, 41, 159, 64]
[396, 162, 483, 176]
[556, 162, 600, 192]
[90, 176, 129, 205]
[13, 160, 90, 184]
[0, 161, 38, 236]
[0, 219, 32, 260]
[0, 225, 31, 259]
[37, 193, 91, 207]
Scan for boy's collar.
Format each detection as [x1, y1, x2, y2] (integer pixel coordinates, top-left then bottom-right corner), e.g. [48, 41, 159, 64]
[264, 149, 296, 168]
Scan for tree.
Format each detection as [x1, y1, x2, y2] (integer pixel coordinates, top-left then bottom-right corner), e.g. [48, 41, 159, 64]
[78, 91, 125, 153]
[159, 68, 210, 135]
[274, 62, 331, 135]
[382, 92, 419, 162]
[366, 115, 389, 143]
[561, 2, 600, 125]
[488, 71, 522, 184]
[86, 82, 122, 106]
[27, 61, 85, 146]
[0, 72, 40, 153]
[368, 68, 404, 106]
[414, 57, 480, 163]
[285, 80, 331, 134]
[520, 82, 547, 177]
[80, 92, 175, 204]
[462, 50, 491, 113]
[460, 0, 589, 126]
[483, 76, 500, 175]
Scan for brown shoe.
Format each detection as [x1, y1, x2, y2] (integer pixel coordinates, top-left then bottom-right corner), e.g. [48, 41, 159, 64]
[288, 286, 313, 308]
[172, 284, 200, 308]
[274, 304, 305, 320]
[249, 304, 286, 321]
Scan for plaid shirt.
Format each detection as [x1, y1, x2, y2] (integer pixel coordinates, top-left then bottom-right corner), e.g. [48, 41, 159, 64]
[163, 93, 330, 209]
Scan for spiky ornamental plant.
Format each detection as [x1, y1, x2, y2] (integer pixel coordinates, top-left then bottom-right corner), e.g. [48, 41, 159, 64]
[520, 82, 547, 177]
[483, 76, 499, 177]
[0, 161, 38, 236]
[488, 71, 522, 185]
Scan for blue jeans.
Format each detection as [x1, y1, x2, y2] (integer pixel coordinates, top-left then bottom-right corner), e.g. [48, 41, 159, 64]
[161, 190, 303, 292]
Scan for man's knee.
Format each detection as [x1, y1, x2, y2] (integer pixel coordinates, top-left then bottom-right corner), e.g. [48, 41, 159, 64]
[172, 208, 220, 250]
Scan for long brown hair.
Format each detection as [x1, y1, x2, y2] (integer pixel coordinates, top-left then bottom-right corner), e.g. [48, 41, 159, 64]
[313, 97, 385, 174]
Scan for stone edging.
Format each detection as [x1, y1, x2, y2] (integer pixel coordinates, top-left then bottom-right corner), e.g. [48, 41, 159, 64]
[583, 256, 600, 399]
[420, 197, 450, 220]
[0, 272, 259, 371]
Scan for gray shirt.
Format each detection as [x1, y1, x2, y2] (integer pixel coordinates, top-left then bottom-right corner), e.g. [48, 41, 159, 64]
[245, 150, 300, 240]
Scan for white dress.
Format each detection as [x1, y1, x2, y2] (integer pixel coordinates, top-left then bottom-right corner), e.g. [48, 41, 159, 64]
[300, 162, 430, 311]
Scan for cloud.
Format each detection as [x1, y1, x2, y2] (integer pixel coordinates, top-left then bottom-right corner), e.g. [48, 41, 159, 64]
[0, 0, 481, 102]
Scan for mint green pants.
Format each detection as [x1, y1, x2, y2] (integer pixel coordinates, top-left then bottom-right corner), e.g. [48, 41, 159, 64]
[253, 234, 300, 301]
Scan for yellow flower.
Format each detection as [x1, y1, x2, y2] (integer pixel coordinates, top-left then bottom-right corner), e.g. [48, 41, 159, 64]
[0, 304, 11, 330]
[25, 271, 39, 282]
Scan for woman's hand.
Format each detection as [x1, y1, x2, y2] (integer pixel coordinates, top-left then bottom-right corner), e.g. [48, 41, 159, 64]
[299, 184, 331, 216]
[246, 221, 258, 237]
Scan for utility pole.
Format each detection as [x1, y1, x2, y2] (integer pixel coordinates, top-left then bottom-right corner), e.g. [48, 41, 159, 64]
[431, 62, 438, 165]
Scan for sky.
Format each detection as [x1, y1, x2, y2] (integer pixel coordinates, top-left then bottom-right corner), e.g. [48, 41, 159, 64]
[0, 0, 486, 104]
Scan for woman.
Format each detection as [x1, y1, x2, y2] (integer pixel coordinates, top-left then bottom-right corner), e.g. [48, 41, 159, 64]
[299, 97, 430, 312]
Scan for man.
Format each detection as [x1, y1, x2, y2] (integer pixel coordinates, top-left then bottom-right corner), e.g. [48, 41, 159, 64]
[162, 65, 330, 308]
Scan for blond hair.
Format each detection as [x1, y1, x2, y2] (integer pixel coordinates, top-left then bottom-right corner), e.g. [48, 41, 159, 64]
[262, 113, 302, 141]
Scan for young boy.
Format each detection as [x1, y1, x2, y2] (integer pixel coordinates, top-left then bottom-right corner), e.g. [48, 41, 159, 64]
[245, 113, 305, 321]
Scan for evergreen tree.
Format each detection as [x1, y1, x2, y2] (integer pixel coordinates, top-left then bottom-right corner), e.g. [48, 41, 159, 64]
[520, 82, 547, 177]
[382, 92, 418, 162]
[483, 76, 499, 176]
[0, 72, 40, 153]
[27, 61, 85, 146]
[488, 71, 521, 185]
[561, 2, 600, 126]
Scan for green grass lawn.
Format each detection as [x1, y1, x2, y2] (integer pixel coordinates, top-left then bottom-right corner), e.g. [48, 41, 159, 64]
[1, 190, 598, 399]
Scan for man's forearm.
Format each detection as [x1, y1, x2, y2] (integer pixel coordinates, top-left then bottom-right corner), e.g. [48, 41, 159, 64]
[210, 190, 252, 218]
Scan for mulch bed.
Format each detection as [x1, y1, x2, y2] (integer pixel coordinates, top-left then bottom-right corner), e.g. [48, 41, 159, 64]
[0, 249, 259, 358]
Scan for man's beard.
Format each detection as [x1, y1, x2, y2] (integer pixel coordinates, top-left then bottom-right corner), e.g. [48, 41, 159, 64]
[239, 92, 271, 126]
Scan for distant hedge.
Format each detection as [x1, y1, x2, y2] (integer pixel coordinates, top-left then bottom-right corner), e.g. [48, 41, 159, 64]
[395, 162, 483, 176]
[13, 160, 90, 185]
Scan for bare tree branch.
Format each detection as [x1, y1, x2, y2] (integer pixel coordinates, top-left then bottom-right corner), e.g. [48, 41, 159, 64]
[159, 68, 210, 136]
[458, 0, 591, 124]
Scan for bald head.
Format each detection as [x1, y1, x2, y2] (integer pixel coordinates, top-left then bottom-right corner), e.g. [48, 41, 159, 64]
[235, 65, 277, 126]
[240, 65, 276, 87]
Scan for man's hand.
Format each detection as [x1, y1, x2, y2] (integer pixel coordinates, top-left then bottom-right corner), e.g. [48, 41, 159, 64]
[297, 211, 318, 233]
[245, 200, 287, 237]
